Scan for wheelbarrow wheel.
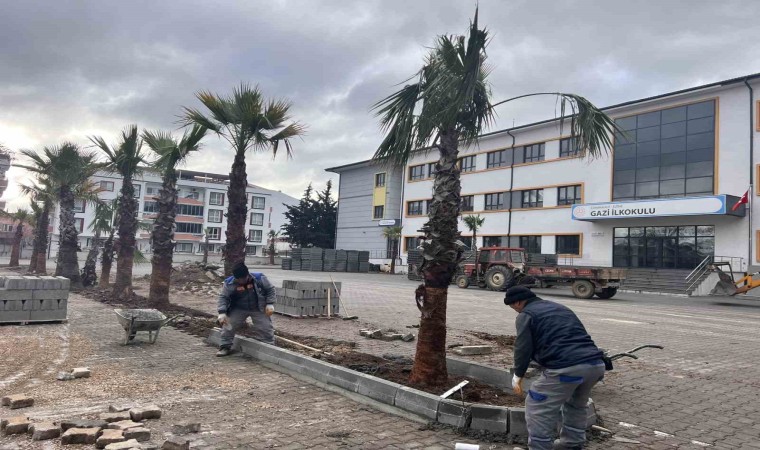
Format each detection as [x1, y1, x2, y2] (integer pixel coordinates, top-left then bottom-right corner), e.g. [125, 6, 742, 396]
[149, 329, 160, 344]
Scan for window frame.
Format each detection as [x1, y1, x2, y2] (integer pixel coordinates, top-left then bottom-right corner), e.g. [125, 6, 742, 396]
[374, 172, 386, 187]
[459, 155, 476, 173]
[248, 229, 263, 243]
[519, 189, 544, 209]
[73, 199, 86, 214]
[559, 137, 581, 158]
[407, 200, 424, 216]
[206, 227, 221, 240]
[208, 209, 223, 223]
[177, 204, 204, 217]
[484, 192, 504, 211]
[209, 192, 225, 206]
[251, 196, 266, 210]
[460, 195, 474, 212]
[250, 212, 264, 226]
[427, 163, 437, 178]
[409, 164, 425, 181]
[143, 201, 159, 214]
[75, 218, 84, 233]
[486, 150, 508, 169]
[175, 243, 194, 253]
[373, 205, 384, 219]
[519, 235, 542, 254]
[556, 234, 581, 256]
[557, 185, 582, 206]
[523, 143, 545, 163]
[100, 181, 115, 192]
[175, 222, 203, 234]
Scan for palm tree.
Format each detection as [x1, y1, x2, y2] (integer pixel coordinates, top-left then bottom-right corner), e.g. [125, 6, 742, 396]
[19, 180, 55, 274]
[182, 84, 305, 275]
[267, 229, 280, 265]
[16, 144, 101, 287]
[27, 199, 43, 272]
[90, 126, 149, 299]
[372, 10, 617, 385]
[142, 126, 206, 306]
[382, 225, 402, 274]
[81, 201, 113, 287]
[462, 214, 485, 285]
[99, 198, 119, 288]
[2, 209, 32, 267]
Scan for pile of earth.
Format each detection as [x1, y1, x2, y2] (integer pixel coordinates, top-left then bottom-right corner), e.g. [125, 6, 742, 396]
[170, 262, 225, 292]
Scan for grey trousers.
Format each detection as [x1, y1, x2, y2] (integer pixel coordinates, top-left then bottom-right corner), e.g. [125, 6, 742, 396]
[220, 307, 275, 346]
[525, 361, 605, 450]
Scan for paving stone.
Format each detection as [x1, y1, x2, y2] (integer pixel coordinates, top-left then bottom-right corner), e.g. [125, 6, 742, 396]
[356, 375, 401, 405]
[401, 333, 415, 342]
[451, 345, 493, 356]
[394, 386, 440, 421]
[72, 367, 92, 378]
[437, 400, 471, 428]
[107, 420, 144, 431]
[129, 405, 162, 421]
[31, 422, 61, 440]
[379, 333, 404, 341]
[97, 429, 126, 448]
[162, 436, 190, 450]
[470, 404, 509, 434]
[508, 407, 527, 437]
[105, 439, 142, 449]
[170, 421, 200, 435]
[102, 411, 132, 423]
[2, 394, 34, 409]
[109, 404, 134, 412]
[61, 427, 99, 444]
[60, 418, 108, 431]
[124, 427, 151, 441]
[57, 371, 75, 381]
[1, 416, 30, 435]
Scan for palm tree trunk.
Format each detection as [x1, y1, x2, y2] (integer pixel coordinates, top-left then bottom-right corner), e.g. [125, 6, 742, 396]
[57, 186, 83, 288]
[100, 232, 115, 288]
[472, 229, 478, 284]
[9, 221, 23, 266]
[390, 240, 397, 274]
[149, 174, 178, 307]
[268, 238, 275, 265]
[81, 229, 101, 287]
[224, 150, 248, 275]
[32, 201, 51, 274]
[113, 180, 138, 299]
[408, 128, 461, 386]
[202, 236, 209, 265]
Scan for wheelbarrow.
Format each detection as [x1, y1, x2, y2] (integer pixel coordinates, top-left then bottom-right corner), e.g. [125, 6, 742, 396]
[604, 344, 664, 369]
[114, 308, 180, 345]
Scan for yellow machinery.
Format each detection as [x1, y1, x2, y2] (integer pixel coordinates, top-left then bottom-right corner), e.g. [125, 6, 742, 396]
[711, 264, 760, 296]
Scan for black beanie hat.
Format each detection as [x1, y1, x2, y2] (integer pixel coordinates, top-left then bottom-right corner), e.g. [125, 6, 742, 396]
[504, 286, 536, 305]
[232, 262, 249, 279]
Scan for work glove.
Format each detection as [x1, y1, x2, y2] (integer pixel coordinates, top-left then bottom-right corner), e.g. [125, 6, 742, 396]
[512, 374, 524, 396]
[217, 313, 229, 326]
[265, 305, 274, 317]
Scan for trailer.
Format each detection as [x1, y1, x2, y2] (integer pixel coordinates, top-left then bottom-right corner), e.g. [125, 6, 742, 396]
[455, 246, 628, 299]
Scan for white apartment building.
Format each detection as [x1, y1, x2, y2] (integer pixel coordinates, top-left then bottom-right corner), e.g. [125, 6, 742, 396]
[49, 169, 298, 258]
[333, 73, 760, 272]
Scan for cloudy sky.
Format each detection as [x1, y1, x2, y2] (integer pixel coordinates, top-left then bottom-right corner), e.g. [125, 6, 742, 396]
[2, 0, 759, 209]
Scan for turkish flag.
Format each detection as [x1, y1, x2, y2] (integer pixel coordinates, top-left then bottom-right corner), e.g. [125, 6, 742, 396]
[732, 190, 749, 211]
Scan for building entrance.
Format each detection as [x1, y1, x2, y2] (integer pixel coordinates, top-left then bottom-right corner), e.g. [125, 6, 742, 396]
[613, 225, 714, 269]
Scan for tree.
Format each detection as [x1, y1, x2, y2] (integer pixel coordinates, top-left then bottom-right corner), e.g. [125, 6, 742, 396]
[281, 184, 314, 247]
[281, 182, 338, 248]
[20, 179, 55, 274]
[382, 225, 402, 274]
[182, 84, 305, 275]
[462, 214, 485, 284]
[16, 143, 101, 288]
[2, 209, 32, 267]
[372, 10, 617, 385]
[142, 126, 206, 306]
[202, 228, 211, 265]
[81, 201, 113, 287]
[312, 180, 337, 249]
[91, 125, 149, 299]
[267, 229, 280, 265]
[99, 199, 119, 288]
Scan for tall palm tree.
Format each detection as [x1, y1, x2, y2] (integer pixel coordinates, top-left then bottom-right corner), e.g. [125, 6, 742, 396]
[372, 10, 617, 385]
[27, 199, 44, 272]
[90, 126, 149, 299]
[99, 198, 119, 288]
[462, 214, 485, 284]
[182, 84, 305, 275]
[20, 179, 59, 274]
[142, 126, 206, 306]
[382, 225, 402, 274]
[16, 144, 101, 287]
[267, 229, 280, 265]
[81, 201, 113, 287]
[2, 209, 32, 267]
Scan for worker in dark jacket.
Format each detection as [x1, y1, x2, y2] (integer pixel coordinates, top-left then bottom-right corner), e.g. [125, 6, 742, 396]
[216, 262, 276, 356]
[505, 286, 605, 450]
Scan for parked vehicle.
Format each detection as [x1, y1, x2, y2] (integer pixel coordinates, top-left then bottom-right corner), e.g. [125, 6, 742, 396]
[455, 247, 628, 299]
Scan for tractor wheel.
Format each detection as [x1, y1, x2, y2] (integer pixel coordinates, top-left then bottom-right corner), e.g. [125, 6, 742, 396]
[571, 280, 595, 299]
[485, 266, 514, 291]
[456, 275, 470, 289]
[595, 287, 618, 299]
[477, 280, 488, 289]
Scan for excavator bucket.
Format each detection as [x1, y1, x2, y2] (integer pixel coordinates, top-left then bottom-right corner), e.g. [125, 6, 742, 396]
[710, 266, 738, 296]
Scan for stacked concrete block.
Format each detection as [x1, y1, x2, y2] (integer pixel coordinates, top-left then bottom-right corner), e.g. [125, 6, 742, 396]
[0, 276, 69, 324]
[274, 281, 341, 317]
[346, 251, 360, 272]
[358, 251, 370, 273]
[323, 249, 337, 272]
[334, 250, 347, 272]
[281, 258, 292, 270]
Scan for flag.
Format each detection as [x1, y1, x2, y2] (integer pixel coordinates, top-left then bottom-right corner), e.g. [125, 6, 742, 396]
[732, 189, 749, 211]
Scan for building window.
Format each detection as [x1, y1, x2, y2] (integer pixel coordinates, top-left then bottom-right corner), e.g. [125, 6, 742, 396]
[75, 218, 84, 232]
[177, 204, 204, 217]
[248, 229, 263, 243]
[523, 143, 545, 163]
[613, 99, 716, 200]
[132, 184, 141, 198]
[486, 150, 509, 168]
[0, 224, 13, 232]
[559, 137, 581, 158]
[206, 227, 221, 240]
[176, 243, 194, 253]
[250, 212, 264, 226]
[208, 209, 223, 223]
[614, 226, 714, 269]
[183, 190, 200, 200]
[404, 236, 421, 252]
[460, 195, 474, 212]
[209, 192, 225, 206]
[73, 199, 86, 214]
[458, 155, 476, 173]
[143, 201, 159, 213]
[556, 235, 581, 255]
[427, 163, 437, 178]
[146, 186, 159, 196]
[246, 245, 257, 255]
[100, 181, 115, 191]
[409, 164, 425, 181]
[483, 236, 508, 247]
[520, 189, 544, 208]
[375, 173, 386, 187]
[407, 200, 424, 216]
[557, 185, 582, 206]
[484, 193, 504, 211]
[251, 196, 265, 210]
[175, 222, 203, 234]
[519, 236, 542, 254]
[373, 205, 384, 219]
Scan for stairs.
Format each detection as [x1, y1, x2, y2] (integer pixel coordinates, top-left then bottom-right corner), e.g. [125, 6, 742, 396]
[620, 268, 711, 296]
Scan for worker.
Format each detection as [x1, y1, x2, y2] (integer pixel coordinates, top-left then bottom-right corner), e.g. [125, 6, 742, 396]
[216, 262, 276, 356]
[505, 286, 605, 450]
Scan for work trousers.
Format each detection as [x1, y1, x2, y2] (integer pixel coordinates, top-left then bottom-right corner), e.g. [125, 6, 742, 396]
[525, 361, 605, 450]
[220, 306, 275, 347]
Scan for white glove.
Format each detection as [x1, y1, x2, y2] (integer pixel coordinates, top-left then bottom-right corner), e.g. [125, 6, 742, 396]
[512, 374, 524, 395]
[265, 305, 274, 317]
[217, 313, 229, 326]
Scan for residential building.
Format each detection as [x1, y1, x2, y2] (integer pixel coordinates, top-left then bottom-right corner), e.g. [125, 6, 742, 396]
[48, 169, 298, 258]
[331, 73, 760, 272]
[0, 148, 11, 212]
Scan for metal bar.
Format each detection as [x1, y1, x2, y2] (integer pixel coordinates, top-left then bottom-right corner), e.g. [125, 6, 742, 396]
[440, 380, 469, 399]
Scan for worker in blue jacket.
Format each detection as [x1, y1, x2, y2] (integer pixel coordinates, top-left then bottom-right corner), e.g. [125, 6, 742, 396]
[505, 286, 605, 450]
[216, 262, 276, 356]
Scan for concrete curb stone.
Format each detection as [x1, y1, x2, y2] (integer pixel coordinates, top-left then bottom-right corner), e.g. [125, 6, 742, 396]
[470, 404, 509, 433]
